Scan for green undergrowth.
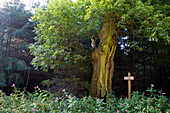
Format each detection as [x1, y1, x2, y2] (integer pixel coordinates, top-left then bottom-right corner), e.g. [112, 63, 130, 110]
[0, 84, 169, 113]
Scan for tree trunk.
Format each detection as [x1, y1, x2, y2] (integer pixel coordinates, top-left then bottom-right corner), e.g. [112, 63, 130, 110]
[25, 54, 31, 92]
[91, 17, 118, 97]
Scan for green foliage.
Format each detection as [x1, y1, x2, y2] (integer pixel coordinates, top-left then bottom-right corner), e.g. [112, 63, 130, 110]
[0, 84, 169, 112]
[106, 86, 169, 112]
[30, 0, 169, 71]
[13, 22, 36, 41]
[29, 0, 97, 71]
[84, 0, 169, 42]
[3, 58, 31, 71]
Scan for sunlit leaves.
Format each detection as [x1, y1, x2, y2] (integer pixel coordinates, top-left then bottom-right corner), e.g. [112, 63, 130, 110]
[30, 0, 94, 71]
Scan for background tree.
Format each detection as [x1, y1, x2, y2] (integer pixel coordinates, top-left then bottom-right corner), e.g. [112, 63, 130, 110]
[30, 0, 169, 97]
[0, 0, 36, 88]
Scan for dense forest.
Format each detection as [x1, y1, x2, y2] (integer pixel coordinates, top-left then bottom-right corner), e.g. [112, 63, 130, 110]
[0, 0, 169, 112]
[0, 0, 51, 93]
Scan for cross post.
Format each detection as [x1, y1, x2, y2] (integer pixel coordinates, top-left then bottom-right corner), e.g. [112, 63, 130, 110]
[124, 72, 134, 99]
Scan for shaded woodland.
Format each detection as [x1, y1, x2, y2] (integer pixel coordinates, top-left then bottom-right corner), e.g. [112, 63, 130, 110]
[0, 0, 51, 94]
[0, 0, 169, 98]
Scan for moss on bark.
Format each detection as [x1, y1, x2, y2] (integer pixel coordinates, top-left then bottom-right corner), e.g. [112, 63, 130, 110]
[91, 17, 118, 97]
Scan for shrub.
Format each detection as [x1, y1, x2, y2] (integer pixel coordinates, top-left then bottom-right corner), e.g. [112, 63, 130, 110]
[0, 84, 169, 113]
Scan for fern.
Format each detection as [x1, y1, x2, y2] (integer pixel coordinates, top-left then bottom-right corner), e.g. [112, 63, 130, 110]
[13, 59, 30, 71]
[0, 57, 30, 87]
[8, 73, 24, 86]
[0, 71, 7, 87]
[3, 58, 31, 71]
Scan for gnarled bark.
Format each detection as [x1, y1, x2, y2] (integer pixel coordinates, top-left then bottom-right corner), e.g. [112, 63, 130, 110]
[91, 17, 118, 97]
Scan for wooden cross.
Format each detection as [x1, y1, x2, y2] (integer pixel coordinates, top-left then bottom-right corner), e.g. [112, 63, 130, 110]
[124, 72, 134, 99]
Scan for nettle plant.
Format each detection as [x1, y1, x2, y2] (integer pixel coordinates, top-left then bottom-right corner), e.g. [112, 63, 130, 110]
[0, 84, 169, 113]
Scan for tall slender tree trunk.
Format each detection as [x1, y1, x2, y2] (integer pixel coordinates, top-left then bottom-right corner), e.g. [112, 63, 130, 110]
[26, 53, 31, 92]
[0, 30, 5, 52]
[91, 17, 118, 97]
[8, 37, 12, 57]
[6, 39, 9, 57]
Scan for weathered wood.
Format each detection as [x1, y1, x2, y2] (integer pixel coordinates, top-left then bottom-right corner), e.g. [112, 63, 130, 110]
[124, 72, 134, 99]
[91, 17, 118, 97]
